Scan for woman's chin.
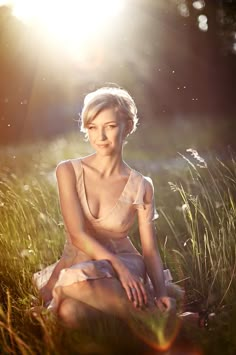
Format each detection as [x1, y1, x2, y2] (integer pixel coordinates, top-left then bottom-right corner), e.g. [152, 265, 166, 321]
[95, 146, 115, 155]
[96, 150, 113, 157]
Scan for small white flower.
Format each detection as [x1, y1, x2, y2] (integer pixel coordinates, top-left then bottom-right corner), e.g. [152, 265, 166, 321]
[186, 148, 207, 168]
[168, 182, 178, 192]
[20, 249, 34, 258]
[23, 184, 30, 191]
[184, 238, 191, 247]
[182, 203, 188, 212]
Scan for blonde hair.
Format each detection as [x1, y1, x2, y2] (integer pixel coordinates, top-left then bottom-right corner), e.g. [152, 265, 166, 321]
[80, 87, 138, 136]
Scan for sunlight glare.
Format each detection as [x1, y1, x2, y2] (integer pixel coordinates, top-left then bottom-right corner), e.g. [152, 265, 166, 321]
[10, 0, 124, 54]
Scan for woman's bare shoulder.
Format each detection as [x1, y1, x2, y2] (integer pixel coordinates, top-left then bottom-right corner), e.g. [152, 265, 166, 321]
[56, 159, 73, 172]
[56, 156, 86, 170]
[55, 159, 76, 184]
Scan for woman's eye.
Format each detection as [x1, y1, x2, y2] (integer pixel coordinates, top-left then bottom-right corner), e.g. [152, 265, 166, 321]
[108, 125, 116, 129]
[88, 126, 95, 130]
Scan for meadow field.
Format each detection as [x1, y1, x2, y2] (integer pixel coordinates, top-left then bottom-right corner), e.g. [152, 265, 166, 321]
[0, 121, 236, 354]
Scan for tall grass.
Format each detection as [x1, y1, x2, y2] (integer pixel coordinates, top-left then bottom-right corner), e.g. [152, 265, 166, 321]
[156, 149, 236, 311]
[0, 133, 236, 354]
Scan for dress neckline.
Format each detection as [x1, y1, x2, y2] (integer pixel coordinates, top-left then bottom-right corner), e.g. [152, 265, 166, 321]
[80, 159, 133, 222]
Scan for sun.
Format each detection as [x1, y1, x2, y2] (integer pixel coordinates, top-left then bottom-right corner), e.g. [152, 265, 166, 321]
[4, 0, 124, 56]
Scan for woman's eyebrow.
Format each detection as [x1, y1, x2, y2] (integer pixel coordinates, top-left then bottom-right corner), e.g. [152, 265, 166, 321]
[88, 120, 117, 126]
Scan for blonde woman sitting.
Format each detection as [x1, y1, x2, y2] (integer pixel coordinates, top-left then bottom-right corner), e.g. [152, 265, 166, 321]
[34, 86, 183, 327]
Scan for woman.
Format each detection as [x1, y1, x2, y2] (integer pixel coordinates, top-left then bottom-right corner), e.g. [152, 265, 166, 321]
[34, 86, 178, 327]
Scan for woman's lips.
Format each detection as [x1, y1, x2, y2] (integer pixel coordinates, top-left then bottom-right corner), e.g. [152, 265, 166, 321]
[97, 144, 109, 148]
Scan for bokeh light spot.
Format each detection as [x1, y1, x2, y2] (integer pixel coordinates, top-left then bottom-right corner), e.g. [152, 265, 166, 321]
[192, 1, 205, 10]
[178, 3, 190, 17]
[198, 22, 208, 32]
[198, 14, 208, 31]
[198, 14, 208, 24]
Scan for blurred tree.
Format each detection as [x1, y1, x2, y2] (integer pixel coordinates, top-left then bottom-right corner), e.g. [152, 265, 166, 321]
[217, 0, 236, 55]
[173, 0, 236, 54]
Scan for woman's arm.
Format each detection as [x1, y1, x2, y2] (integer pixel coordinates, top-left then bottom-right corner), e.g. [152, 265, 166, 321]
[140, 223, 167, 298]
[138, 179, 173, 311]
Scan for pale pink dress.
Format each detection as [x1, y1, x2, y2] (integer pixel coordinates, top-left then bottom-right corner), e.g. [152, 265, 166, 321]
[33, 158, 173, 310]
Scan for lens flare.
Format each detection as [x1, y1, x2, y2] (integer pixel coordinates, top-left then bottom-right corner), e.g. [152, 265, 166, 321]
[127, 310, 181, 352]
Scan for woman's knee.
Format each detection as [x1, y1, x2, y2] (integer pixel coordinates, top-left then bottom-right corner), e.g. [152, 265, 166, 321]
[58, 298, 79, 326]
[58, 297, 102, 327]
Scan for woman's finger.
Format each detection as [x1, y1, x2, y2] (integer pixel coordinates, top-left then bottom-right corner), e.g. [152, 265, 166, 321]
[137, 282, 148, 305]
[134, 283, 147, 307]
[119, 273, 147, 307]
[123, 283, 133, 302]
[131, 285, 142, 307]
[155, 298, 167, 312]
[129, 286, 139, 306]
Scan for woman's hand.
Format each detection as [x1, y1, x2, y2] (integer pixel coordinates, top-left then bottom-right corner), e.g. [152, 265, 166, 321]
[154, 296, 176, 313]
[114, 260, 147, 308]
[39, 285, 52, 306]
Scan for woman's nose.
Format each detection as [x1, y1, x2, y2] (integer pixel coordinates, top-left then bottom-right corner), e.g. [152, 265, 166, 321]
[98, 128, 106, 140]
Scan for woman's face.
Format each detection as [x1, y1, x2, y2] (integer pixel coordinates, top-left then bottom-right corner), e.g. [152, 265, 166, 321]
[87, 108, 128, 156]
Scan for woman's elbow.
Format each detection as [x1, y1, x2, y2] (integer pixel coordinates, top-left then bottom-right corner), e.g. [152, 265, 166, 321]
[70, 231, 88, 249]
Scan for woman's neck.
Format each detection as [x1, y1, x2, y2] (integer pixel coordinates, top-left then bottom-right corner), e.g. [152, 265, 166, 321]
[89, 153, 127, 178]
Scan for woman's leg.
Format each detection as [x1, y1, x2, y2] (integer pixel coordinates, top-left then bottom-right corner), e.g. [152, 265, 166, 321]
[55, 278, 134, 320]
[58, 298, 104, 328]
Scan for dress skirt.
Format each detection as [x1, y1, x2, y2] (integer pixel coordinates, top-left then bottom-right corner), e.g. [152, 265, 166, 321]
[33, 236, 174, 311]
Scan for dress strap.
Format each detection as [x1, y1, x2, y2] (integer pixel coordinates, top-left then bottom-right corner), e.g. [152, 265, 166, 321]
[70, 158, 83, 184]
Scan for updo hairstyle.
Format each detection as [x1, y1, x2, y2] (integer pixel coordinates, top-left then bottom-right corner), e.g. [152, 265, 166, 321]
[80, 87, 138, 137]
